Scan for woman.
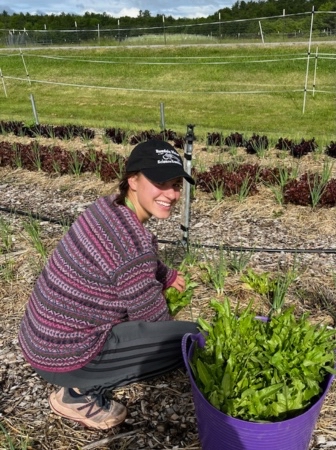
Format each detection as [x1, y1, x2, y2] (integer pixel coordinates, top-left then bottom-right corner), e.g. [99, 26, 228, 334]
[18, 139, 198, 430]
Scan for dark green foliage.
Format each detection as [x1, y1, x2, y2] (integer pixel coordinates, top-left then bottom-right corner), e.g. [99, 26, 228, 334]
[0, 1, 332, 32]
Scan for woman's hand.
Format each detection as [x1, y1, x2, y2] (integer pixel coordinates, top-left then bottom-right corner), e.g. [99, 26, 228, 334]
[170, 272, 186, 293]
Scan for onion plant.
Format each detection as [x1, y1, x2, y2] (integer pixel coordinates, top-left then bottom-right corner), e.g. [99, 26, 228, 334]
[11, 143, 22, 169]
[23, 217, 48, 260]
[0, 217, 14, 253]
[228, 248, 254, 274]
[289, 160, 300, 179]
[112, 158, 127, 181]
[192, 156, 207, 173]
[276, 165, 292, 188]
[60, 217, 72, 233]
[224, 161, 239, 174]
[87, 147, 102, 178]
[0, 122, 7, 135]
[237, 176, 253, 202]
[321, 157, 334, 185]
[46, 126, 56, 140]
[306, 159, 333, 208]
[69, 149, 84, 176]
[64, 128, 75, 141]
[249, 137, 269, 159]
[30, 141, 42, 171]
[268, 166, 291, 204]
[208, 178, 225, 202]
[182, 241, 206, 267]
[271, 266, 297, 315]
[200, 246, 228, 295]
[106, 146, 121, 164]
[1, 258, 16, 282]
[102, 134, 111, 145]
[228, 145, 238, 157]
[268, 184, 284, 205]
[52, 159, 61, 175]
[267, 164, 300, 205]
[308, 173, 327, 209]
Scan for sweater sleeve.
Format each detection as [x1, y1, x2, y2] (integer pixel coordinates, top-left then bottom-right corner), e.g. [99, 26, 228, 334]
[114, 251, 172, 322]
[157, 259, 178, 289]
[151, 234, 177, 289]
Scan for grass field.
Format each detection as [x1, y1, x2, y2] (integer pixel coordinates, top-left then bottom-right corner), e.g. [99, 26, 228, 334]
[0, 42, 335, 142]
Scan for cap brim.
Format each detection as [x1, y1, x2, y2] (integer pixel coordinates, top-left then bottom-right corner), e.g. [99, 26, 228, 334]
[141, 167, 195, 185]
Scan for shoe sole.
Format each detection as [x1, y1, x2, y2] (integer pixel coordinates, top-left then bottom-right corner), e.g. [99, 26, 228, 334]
[49, 391, 127, 430]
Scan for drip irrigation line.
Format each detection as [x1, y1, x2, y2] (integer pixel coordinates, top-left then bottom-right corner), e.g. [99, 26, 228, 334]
[0, 205, 72, 225]
[1, 204, 336, 255]
[158, 239, 336, 254]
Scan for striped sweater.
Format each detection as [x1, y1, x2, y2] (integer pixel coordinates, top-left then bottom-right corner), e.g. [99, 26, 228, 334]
[19, 195, 177, 372]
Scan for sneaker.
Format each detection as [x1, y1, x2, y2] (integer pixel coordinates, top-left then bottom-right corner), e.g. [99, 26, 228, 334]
[49, 387, 127, 430]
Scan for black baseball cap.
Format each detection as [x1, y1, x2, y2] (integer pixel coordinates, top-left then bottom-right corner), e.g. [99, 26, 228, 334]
[126, 139, 195, 185]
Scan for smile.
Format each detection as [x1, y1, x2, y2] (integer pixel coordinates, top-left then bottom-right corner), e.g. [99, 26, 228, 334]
[156, 200, 172, 207]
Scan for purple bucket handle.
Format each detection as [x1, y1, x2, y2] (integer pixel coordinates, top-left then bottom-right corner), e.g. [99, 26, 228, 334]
[182, 332, 205, 380]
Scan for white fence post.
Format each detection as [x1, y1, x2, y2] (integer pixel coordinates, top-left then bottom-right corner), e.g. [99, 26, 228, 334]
[303, 6, 315, 114]
[0, 69, 8, 98]
[20, 49, 31, 85]
[313, 46, 318, 97]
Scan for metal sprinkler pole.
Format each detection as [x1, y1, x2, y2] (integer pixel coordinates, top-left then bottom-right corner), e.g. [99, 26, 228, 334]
[180, 124, 195, 247]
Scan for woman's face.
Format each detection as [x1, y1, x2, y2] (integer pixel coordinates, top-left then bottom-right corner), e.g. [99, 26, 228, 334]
[127, 173, 183, 223]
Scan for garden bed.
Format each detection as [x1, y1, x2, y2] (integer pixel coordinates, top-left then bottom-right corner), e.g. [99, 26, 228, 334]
[1, 131, 336, 449]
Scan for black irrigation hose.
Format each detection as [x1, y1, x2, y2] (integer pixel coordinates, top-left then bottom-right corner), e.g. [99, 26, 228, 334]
[158, 239, 336, 254]
[1, 204, 336, 255]
[0, 206, 72, 225]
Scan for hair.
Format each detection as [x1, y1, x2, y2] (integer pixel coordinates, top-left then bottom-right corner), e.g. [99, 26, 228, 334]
[113, 171, 139, 206]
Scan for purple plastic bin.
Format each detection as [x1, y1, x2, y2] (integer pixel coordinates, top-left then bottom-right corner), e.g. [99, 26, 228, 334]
[182, 332, 334, 450]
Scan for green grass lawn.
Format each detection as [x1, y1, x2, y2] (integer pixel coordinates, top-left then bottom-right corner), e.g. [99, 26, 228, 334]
[0, 42, 335, 142]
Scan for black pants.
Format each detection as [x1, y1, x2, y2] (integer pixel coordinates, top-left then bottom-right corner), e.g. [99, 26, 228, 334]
[36, 320, 199, 394]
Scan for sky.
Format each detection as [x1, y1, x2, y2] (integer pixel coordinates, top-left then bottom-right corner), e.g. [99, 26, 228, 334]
[0, 1, 237, 19]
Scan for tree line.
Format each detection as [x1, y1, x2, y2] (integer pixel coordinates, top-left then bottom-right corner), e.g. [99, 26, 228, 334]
[0, 0, 334, 32]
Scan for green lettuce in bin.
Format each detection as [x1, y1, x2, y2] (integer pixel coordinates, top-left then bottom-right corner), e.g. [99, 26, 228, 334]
[191, 298, 336, 422]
